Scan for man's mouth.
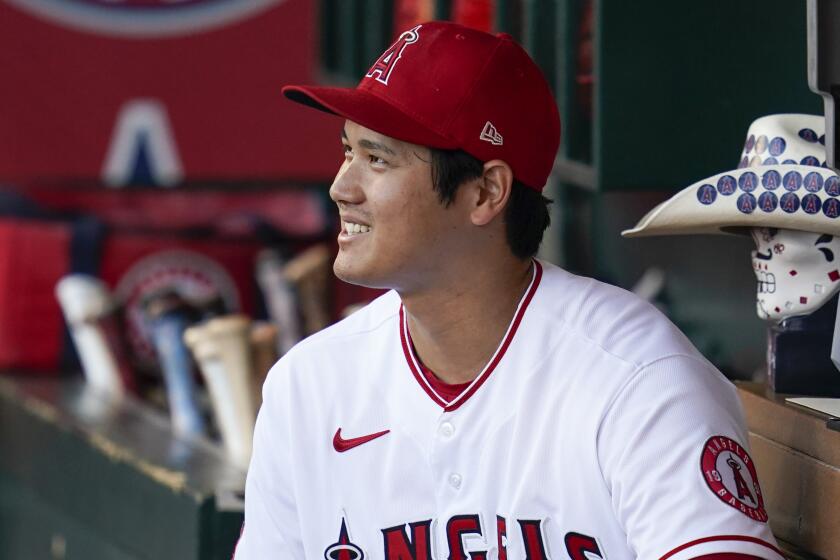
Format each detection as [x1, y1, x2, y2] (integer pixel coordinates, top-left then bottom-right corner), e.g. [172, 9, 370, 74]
[342, 221, 371, 236]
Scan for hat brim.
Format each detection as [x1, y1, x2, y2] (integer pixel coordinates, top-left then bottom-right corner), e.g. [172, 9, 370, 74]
[622, 164, 840, 238]
[282, 85, 460, 150]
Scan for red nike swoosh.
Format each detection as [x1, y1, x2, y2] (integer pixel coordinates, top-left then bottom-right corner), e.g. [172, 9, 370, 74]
[333, 428, 390, 452]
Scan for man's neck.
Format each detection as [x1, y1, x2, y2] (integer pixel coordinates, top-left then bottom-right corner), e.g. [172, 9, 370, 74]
[400, 258, 534, 385]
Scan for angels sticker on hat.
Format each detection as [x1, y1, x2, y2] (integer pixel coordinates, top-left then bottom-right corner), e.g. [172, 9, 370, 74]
[718, 175, 737, 195]
[799, 128, 819, 142]
[737, 193, 756, 214]
[803, 194, 822, 215]
[697, 184, 717, 205]
[758, 192, 777, 213]
[804, 172, 824, 192]
[739, 172, 758, 192]
[769, 137, 786, 156]
[780, 192, 800, 214]
[824, 198, 840, 218]
[762, 169, 781, 189]
[826, 176, 840, 196]
[783, 171, 802, 192]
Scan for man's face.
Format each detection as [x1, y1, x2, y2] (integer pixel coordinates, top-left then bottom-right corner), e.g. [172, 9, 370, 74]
[750, 227, 840, 322]
[329, 121, 471, 292]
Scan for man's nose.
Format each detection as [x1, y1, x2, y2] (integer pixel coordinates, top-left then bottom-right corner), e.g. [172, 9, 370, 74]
[329, 162, 364, 205]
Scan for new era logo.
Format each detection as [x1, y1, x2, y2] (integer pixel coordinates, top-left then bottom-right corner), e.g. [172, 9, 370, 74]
[480, 121, 503, 146]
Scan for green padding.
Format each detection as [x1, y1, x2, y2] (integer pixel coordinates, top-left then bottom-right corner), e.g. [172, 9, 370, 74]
[0, 378, 244, 560]
[595, 1, 821, 191]
[0, 472, 139, 560]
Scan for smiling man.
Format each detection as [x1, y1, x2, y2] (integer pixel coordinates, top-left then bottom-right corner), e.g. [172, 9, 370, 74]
[234, 21, 782, 560]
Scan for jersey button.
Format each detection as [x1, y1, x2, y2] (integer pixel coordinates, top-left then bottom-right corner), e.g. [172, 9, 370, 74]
[448, 473, 462, 489]
[439, 422, 455, 438]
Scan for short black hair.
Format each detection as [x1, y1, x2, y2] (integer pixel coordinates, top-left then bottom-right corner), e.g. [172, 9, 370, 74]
[429, 148, 551, 259]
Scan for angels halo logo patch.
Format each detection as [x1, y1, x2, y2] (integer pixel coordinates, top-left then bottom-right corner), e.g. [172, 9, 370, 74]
[700, 435, 768, 522]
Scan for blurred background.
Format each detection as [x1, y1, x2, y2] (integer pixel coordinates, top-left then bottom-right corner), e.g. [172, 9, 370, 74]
[0, 0, 823, 558]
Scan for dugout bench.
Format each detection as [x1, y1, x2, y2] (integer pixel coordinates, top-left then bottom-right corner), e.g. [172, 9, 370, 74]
[0, 376, 244, 560]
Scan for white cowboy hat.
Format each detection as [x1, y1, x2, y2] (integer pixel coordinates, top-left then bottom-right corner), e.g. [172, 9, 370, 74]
[623, 114, 840, 238]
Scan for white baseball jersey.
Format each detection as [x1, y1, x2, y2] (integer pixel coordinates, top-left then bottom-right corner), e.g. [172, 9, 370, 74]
[236, 260, 782, 560]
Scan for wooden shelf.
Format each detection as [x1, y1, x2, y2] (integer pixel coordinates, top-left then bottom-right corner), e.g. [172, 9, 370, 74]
[737, 382, 840, 560]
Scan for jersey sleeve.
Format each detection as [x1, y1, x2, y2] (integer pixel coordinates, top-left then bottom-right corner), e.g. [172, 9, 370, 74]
[596, 354, 784, 560]
[234, 360, 304, 558]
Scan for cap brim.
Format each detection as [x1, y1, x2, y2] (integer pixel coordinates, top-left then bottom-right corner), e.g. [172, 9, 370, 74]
[622, 164, 840, 238]
[282, 85, 459, 150]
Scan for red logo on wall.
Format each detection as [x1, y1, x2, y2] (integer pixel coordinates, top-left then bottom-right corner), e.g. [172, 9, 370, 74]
[700, 435, 768, 523]
[3, 0, 285, 38]
[115, 250, 240, 363]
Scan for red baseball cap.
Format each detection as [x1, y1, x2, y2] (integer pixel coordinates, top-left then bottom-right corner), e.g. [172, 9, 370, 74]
[282, 21, 561, 191]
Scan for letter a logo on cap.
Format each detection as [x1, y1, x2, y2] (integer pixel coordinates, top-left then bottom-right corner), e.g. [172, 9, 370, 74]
[480, 121, 503, 146]
[366, 25, 421, 85]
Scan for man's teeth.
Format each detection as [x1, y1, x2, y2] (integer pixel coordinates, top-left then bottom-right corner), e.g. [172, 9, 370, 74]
[344, 222, 371, 234]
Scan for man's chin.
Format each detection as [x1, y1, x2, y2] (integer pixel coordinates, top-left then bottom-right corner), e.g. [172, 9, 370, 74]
[333, 261, 385, 289]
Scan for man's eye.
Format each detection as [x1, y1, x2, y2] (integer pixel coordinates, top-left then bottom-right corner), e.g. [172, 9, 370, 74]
[342, 145, 353, 158]
[369, 155, 386, 165]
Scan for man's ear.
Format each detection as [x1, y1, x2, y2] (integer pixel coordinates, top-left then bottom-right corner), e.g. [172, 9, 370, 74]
[469, 160, 514, 226]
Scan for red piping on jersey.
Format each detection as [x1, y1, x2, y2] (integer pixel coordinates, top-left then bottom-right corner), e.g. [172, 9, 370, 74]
[690, 555, 764, 560]
[658, 535, 783, 560]
[399, 260, 543, 412]
[400, 308, 448, 408]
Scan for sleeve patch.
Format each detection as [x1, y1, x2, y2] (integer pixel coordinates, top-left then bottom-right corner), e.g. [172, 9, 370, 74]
[699, 436, 768, 523]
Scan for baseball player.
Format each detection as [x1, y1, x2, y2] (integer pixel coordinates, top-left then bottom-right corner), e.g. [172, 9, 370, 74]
[235, 22, 781, 560]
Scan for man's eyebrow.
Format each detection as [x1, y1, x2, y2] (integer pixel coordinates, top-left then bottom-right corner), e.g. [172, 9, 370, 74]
[358, 138, 398, 156]
[341, 128, 399, 156]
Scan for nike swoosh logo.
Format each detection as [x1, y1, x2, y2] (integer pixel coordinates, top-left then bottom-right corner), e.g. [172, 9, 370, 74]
[333, 428, 390, 452]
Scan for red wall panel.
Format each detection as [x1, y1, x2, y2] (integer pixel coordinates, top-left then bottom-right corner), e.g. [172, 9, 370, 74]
[0, 0, 341, 184]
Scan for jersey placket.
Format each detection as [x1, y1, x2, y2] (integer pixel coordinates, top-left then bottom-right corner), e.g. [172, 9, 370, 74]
[428, 404, 496, 557]
[393, 262, 542, 556]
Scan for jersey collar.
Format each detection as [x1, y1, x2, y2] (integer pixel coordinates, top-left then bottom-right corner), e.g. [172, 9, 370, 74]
[399, 260, 543, 412]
